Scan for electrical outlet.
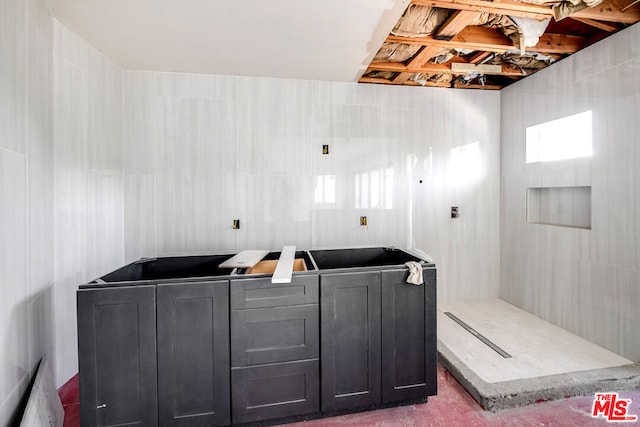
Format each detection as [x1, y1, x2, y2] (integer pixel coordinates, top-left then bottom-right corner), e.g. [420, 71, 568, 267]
[322, 144, 329, 155]
[360, 216, 367, 226]
[451, 207, 459, 219]
[232, 219, 240, 229]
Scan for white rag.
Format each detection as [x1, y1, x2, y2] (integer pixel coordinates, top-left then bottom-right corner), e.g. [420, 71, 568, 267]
[404, 261, 423, 285]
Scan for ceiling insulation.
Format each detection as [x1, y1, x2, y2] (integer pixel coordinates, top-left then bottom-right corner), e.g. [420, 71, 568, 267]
[360, 0, 640, 90]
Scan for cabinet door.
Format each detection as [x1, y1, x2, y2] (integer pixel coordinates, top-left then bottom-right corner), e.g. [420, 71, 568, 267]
[381, 268, 437, 403]
[232, 360, 319, 423]
[77, 285, 158, 427]
[157, 281, 230, 427]
[320, 271, 381, 412]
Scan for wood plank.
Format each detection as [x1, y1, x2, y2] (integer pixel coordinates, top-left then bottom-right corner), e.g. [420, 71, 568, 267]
[571, 17, 619, 31]
[571, 0, 640, 24]
[411, 0, 553, 20]
[392, 72, 414, 84]
[434, 10, 481, 40]
[272, 245, 296, 284]
[219, 250, 269, 268]
[387, 26, 513, 53]
[407, 45, 446, 68]
[453, 82, 503, 90]
[387, 28, 588, 55]
[359, 77, 393, 84]
[367, 59, 525, 77]
[469, 51, 493, 64]
[531, 33, 588, 54]
[452, 26, 514, 48]
[451, 62, 502, 73]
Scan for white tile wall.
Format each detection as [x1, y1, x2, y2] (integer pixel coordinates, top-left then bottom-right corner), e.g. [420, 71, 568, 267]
[0, 0, 53, 423]
[124, 72, 501, 303]
[501, 24, 640, 361]
[52, 20, 125, 384]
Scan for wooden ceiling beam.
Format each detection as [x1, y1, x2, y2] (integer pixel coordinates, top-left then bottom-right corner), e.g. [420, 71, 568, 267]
[410, 0, 552, 20]
[392, 72, 415, 84]
[469, 51, 493, 64]
[570, 17, 619, 31]
[407, 45, 448, 68]
[434, 10, 482, 40]
[570, 0, 640, 24]
[359, 77, 393, 84]
[387, 27, 587, 55]
[453, 82, 503, 90]
[531, 33, 588, 54]
[387, 26, 514, 53]
[367, 59, 525, 77]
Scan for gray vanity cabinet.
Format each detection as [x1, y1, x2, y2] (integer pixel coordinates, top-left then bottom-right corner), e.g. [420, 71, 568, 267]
[381, 267, 437, 402]
[230, 276, 320, 424]
[156, 281, 230, 427]
[320, 271, 382, 412]
[77, 285, 158, 427]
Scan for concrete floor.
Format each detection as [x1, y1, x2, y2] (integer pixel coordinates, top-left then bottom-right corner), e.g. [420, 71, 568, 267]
[437, 299, 640, 411]
[58, 363, 640, 426]
[438, 299, 633, 383]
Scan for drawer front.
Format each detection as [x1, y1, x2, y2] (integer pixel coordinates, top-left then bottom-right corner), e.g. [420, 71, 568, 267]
[230, 275, 318, 309]
[232, 360, 319, 424]
[231, 305, 319, 366]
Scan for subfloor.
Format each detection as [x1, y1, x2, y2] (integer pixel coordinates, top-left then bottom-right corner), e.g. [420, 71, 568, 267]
[58, 363, 640, 426]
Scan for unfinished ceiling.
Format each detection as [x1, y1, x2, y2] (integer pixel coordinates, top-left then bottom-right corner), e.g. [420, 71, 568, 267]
[361, 0, 640, 89]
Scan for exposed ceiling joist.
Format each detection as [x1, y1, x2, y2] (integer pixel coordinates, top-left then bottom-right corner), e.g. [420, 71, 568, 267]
[386, 27, 513, 53]
[407, 45, 448, 68]
[570, 17, 620, 31]
[453, 82, 503, 90]
[362, 0, 640, 90]
[533, 33, 588, 54]
[435, 10, 482, 40]
[366, 59, 526, 77]
[469, 51, 493, 64]
[392, 72, 415, 84]
[570, 0, 640, 23]
[411, 0, 553, 20]
[385, 27, 587, 55]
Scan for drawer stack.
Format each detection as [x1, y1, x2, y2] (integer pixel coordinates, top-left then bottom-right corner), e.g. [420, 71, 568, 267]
[230, 275, 320, 424]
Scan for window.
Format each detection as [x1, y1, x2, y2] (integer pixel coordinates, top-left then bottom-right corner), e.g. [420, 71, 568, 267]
[526, 110, 592, 163]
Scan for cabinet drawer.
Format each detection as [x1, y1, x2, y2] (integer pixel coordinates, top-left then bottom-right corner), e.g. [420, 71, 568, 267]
[232, 360, 319, 424]
[230, 275, 318, 309]
[231, 304, 319, 366]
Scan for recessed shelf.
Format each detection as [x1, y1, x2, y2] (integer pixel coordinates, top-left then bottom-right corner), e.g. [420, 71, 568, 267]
[527, 186, 591, 230]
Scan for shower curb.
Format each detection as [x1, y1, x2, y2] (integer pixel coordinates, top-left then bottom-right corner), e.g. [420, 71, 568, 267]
[438, 339, 640, 412]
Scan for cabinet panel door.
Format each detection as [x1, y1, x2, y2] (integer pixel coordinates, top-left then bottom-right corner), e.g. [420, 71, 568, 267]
[157, 281, 230, 427]
[231, 304, 319, 366]
[230, 275, 318, 309]
[424, 267, 437, 396]
[232, 360, 319, 424]
[77, 285, 158, 427]
[381, 269, 431, 403]
[320, 271, 381, 412]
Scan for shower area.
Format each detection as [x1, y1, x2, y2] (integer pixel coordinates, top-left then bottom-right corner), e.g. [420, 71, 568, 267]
[408, 94, 640, 409]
